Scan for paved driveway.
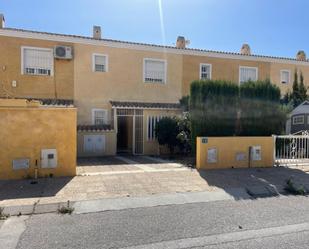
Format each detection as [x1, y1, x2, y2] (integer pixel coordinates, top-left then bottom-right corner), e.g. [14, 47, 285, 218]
[2, 156, 309, 208]
[77, 155, 188, 175]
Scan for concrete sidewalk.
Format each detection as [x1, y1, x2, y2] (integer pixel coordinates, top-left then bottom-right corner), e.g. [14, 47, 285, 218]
[1, 166, 309, 216]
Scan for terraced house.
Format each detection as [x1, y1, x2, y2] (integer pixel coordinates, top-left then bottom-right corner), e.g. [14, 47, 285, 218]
[1, 14, 309, 157]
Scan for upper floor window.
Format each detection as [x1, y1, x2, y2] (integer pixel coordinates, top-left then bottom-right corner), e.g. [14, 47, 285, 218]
[143, 58, 166, 83]
[92, 109, 108, 125]
[293, 115, 304, 125]
[239, 66, 258, 84]
[281, 70, 291, 84]
[93, 54, 108, 72]
[21, 46, 53, 76]
[200, 63, 212, 80]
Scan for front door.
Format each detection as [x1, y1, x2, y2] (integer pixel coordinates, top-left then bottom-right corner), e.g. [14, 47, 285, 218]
[116, 109, 143, 155]
[117, 115, 133, 153]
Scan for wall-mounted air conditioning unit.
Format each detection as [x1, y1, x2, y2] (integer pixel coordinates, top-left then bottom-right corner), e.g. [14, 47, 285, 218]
[54, 45, 73, 60]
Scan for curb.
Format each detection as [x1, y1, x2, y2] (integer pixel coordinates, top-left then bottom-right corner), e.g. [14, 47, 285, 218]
[1, 185, 287, 217]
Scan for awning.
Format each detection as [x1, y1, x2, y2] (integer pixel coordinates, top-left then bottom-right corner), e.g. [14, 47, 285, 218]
[0, 97, 74, 107]
[110, 101, 181, 110]
[77, 124, 112, 132]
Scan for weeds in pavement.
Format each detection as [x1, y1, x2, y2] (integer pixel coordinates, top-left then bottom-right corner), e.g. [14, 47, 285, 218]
[58, 201, 74, 215]
[285, 178, 307, 195]
[0, 207, 10, 220]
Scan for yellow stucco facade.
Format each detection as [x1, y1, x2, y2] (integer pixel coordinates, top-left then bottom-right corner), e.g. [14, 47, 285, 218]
[0, 99, 77, 180]
[0, 35, 74, 99]
[1, 26, 309, 157]
[182, 55, 271, 96]
[73, 43, 183, 125]
[196, 137, 275, 170]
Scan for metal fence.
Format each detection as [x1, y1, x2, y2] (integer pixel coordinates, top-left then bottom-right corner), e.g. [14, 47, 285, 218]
[274, 135, 309, 167]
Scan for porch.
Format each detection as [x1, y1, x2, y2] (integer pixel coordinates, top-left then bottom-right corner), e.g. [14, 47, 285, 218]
[77, 101, 181, 157]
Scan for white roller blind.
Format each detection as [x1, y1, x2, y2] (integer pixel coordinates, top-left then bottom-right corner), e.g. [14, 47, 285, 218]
[94, 55, 107, 72]
[23, 47, 53, 75]
[281, 70, 290, 84]
[144, 59, 166, 83]
[240, 67, 257, 83]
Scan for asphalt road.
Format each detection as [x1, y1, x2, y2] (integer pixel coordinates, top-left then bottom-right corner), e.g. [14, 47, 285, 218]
[12, 196, 309, 249]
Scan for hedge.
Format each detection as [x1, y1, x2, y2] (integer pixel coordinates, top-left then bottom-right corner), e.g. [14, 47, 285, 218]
[190, 79, 286, 152]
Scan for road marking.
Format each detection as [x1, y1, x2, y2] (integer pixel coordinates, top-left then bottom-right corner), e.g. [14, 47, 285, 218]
[122, 222, 309, 249]
[0, 216, 28, 249]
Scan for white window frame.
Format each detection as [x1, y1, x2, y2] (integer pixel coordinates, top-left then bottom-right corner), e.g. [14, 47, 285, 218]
[199, 63, 212, 80]
[91, 108, 108, 125]
[239, 66, 258, 84]
[293, 115, 305, 125]
[280, 69, 291, 84]
[143, 58, 167, 84]
[92, 53, 108, 72]
[21, 46, 54, 76]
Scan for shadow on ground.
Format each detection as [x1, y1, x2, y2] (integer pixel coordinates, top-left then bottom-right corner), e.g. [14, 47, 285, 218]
[198, 166, 309, 200]
[0, 177, 73, 201]
[77, 155, 169, 167]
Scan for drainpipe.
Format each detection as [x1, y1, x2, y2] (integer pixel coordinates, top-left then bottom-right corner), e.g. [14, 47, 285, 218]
[248, 146, 252, 168]
[34, 159, 38, 179]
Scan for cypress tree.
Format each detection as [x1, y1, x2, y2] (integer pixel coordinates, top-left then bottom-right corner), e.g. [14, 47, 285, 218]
[299, 71, 307, 102]
[292, 70, 300, 107]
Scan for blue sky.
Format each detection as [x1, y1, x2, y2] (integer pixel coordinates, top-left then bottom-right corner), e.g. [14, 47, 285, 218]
[2, 0, 309, 58]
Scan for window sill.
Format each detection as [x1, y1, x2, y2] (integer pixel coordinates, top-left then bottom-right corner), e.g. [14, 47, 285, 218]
[144, 81, 166, 84]
[23, 73, 52, 77]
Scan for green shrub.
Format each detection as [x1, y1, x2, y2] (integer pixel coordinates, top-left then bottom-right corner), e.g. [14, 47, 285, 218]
[0, 207, 9, 220]
[239, 79, 281, 101]
[155, 117, 179, 154]
[176, 112, 191, 154]
[179, 95, 190, 111]
[155, 114, 192, 155]
[190, 80, 239, 151]
[189, 79, 286, 151]
[285, 178, 307, 195]
[58, 201, 74, 215]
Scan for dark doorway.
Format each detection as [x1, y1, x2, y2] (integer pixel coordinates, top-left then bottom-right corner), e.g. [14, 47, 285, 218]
[117, 116, 133, 154]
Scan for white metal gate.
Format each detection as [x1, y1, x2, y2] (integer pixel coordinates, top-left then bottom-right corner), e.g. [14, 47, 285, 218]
[274, 135, 309, 166]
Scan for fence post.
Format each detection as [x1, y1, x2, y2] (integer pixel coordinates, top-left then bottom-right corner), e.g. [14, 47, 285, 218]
[272, 135, 276, 167]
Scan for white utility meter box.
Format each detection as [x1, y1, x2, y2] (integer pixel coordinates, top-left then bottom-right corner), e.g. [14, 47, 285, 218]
[250, 146, 262, 161]
[41, 149, 58, 168]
